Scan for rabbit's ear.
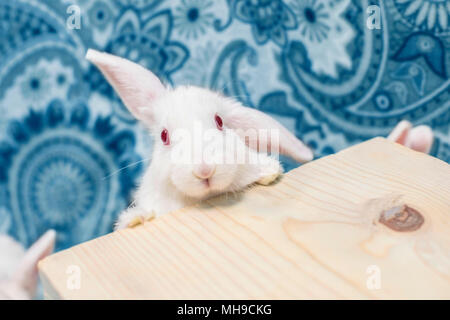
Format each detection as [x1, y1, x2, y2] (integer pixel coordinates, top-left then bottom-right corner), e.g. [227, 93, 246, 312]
[387, 120, 412, 146]
[224, 106, 314, 163]
[388, 121, 433, 154]
[406, 125, 433, 154]
[12, 230, 56, 298]
[86, 49, 165, 123]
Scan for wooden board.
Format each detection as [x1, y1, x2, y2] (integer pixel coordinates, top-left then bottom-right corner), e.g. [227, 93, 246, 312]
[38, 138, 450, 299]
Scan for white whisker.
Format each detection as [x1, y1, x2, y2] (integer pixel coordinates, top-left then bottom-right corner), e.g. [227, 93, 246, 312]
[103, 158, 151, 180]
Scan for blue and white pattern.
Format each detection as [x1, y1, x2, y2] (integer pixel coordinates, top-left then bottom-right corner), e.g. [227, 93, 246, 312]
[0, 0, 449, 251]
[394, 0, 450, 33]
[0, 100, 142, 250]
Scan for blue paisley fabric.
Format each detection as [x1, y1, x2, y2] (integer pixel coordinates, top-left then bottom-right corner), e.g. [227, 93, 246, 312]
[0, 0, 449, 251]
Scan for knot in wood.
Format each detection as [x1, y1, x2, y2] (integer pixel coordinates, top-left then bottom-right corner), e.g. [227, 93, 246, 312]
[379, 205, 424, 232]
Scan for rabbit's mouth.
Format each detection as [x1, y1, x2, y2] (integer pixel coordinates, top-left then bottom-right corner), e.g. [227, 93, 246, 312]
[202, 178, 210, 188]
[182, 176, 230, 200]
[170, 164, 237, 199]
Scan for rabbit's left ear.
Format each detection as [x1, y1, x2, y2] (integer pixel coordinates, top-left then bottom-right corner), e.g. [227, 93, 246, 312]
[12, 230, 56, 298]
[224, 105, 314, 163]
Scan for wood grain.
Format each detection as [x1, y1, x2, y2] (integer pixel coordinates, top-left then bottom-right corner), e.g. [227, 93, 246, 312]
[39, 138, 450, 299]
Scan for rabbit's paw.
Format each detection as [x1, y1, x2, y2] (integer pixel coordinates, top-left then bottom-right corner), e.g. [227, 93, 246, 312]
[115, 207, 155, 230]
[256, 160, 283, 186]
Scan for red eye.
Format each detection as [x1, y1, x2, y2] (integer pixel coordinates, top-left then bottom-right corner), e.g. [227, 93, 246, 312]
[215, 114, 223, 130]
[161, 128, 170, 145]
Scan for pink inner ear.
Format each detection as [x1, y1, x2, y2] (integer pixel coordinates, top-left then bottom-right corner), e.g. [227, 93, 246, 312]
[224, 106, 314, 163]
[387, 120, 412, 145]
[387, 121, 434, 154]
[85, 49, 165, 123]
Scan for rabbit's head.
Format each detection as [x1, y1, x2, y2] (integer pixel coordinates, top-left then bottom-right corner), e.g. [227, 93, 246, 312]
[86, 50, 313, 199]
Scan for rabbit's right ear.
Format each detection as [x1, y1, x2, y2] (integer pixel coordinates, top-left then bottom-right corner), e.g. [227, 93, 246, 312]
[86, 49, 165, 124]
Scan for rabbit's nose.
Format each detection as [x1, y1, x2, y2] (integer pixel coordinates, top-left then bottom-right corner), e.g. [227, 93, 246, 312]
[193, 163, 216, 179]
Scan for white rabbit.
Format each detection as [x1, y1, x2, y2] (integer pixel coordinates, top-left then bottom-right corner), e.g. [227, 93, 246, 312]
[0, 230, 56, 299]
[86, 49, 314, 230]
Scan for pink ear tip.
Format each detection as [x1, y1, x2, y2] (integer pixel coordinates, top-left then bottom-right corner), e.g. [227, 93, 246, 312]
[86, 49, 113, 64]
[42, 230, 56, 242]
[409, 125, 434, 154]
[294, 146, 314, 163]
[36, 230, 57, 249]
[302, 148, 314, 162]
[413, 125, 433, 136]
[387, 120, 412, 143]
[85, 49, 101, 62]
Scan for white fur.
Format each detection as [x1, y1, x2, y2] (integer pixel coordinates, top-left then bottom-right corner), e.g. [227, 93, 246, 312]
[0, 231, 55, 300]
[0, 235, 25, 281]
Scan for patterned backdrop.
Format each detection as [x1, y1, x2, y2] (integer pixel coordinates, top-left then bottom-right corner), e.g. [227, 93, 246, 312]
[0, 0, 449, 251]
